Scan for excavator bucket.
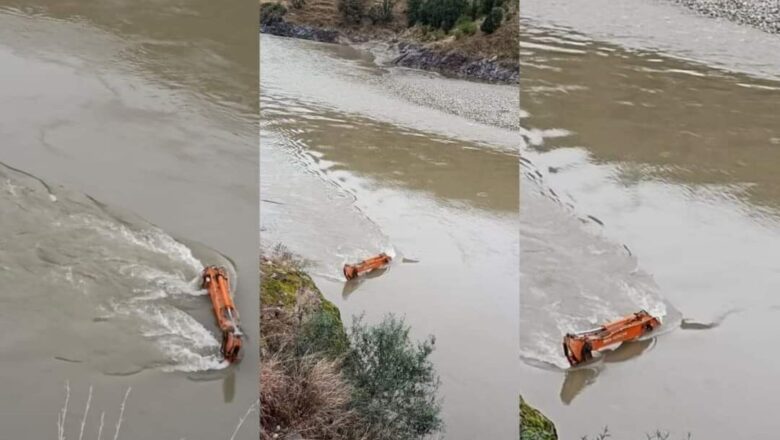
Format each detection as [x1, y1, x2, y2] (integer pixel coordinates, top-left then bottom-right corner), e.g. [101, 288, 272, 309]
[563, 310, 660, 367]
[202, 266, 243, 363]
[343, 253, 392, 280]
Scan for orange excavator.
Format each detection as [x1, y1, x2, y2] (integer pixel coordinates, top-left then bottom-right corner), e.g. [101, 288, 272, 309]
[563, 310, 660, 367]
[343, 253, 392, 281]
[202, 266, 243, 363]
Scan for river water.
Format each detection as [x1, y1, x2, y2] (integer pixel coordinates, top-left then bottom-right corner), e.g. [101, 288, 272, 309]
[519, 1, 780, 438]
[260, 34, 521, 438]
[0, 3, 258, 439]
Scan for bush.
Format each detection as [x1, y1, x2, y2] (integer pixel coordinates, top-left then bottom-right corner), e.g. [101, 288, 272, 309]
[339, 0, 365, 23]
[479, 0, 502, 15]
[408, 0, 468, 31]
[342, 315, 442, 439]
[260, 2, 287, 25]
[453, 15, 477, 38]
[480, 5, 503, 34]
[407, 0, 423, 25]
[368, 0, 396, 23]
[296, 308, 349, 359]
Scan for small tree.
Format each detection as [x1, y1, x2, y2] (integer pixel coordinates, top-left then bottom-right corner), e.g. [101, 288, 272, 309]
[339, 0, 365, 23]
[466, 0, 480, 19]
[419, 0, 468, 31]
[343, 315, 443, 439]
[369, 0, 396, 23]
[479, 0, 502, 15]
[260, 2, 287, 25]
[407, 0, 423, 25]
[480, 5, 503, 34]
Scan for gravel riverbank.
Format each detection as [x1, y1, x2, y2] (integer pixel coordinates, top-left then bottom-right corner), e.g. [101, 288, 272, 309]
[670, 0, 780, 33]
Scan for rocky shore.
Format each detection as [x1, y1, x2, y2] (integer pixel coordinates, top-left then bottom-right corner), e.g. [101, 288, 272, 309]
[672, 0, 780, 33]
[261, 17, 340, 43]
[392, 41, 519, 83]
[259, 4, 519, 83]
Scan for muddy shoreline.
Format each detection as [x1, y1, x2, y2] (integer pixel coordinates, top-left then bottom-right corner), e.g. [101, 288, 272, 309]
[260, 17, 519, 83]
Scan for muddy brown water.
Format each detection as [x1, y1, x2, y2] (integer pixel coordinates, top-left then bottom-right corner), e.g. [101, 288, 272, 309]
[0, 2, 258, 439]
[519, 2, 780, 438]
[261, 34, 521, 438]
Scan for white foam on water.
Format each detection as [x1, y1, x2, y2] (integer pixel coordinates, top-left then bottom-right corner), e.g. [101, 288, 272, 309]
[113, 301, 227, 373]
[120, 264, 206, 298]
[74, 213, 204, 272]
[162, 348, 228, 373]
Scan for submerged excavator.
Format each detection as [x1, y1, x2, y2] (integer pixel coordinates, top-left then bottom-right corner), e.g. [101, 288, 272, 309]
[563, 310, 660, 367]
[202, 266, 243, 363]
[343, 252, 392, 281]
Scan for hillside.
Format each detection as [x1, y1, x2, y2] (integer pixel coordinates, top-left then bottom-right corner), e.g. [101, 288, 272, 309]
[260, 0, 519, 82]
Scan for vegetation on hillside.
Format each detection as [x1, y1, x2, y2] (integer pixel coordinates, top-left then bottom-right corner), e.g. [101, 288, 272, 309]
[519, 395, 558, 440]
[260, 0, 518, 61]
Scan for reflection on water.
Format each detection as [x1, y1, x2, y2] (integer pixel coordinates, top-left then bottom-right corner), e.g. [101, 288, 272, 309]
[559, 339, 654, 404]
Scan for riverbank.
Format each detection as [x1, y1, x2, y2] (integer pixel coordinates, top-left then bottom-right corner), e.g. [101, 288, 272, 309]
[261, 247, 558, 439]
[260, 247, 444, 439]
[670, 0, 780, 33]
[520, 396, 558, 440]
[259, 0, 519, 83]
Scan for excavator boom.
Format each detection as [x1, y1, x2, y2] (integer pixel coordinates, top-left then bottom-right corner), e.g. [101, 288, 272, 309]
[563, 310, 660, 367]
[202, 266, 243, 363]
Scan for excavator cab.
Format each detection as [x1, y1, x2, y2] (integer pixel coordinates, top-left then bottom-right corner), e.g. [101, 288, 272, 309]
[202, 266, 243, 363]
[563, 310, 660, 367]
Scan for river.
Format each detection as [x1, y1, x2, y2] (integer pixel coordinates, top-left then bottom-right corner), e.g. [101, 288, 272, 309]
[519, 1, 780, 438]
[260, 34, 521, 438]
[0, 2, 258, 439]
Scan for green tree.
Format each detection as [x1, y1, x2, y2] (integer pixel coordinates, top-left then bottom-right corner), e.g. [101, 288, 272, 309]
[480, 5, 503, 34]
[343, 315, 442, 439]
[260, 2, 287, 25]
[419, 0, 468, 31]
[407, 0, 423, 25]
[480, 0, 503, 15]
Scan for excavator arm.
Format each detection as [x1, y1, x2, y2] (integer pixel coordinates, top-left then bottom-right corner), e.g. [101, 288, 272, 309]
[202, 266, 243, 363]
[563, 310, 660, 367]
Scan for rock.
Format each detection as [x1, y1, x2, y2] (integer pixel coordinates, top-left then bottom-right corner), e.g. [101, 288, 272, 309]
[260, 255, 348, 357]
[519, 395, 558, 440]
[260, 18, 340, 43]
[391, 43, 519, 84]
[672, 0, 780, 34]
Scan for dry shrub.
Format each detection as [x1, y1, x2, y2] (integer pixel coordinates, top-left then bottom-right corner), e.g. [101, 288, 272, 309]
[261, 352, 360, 440]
